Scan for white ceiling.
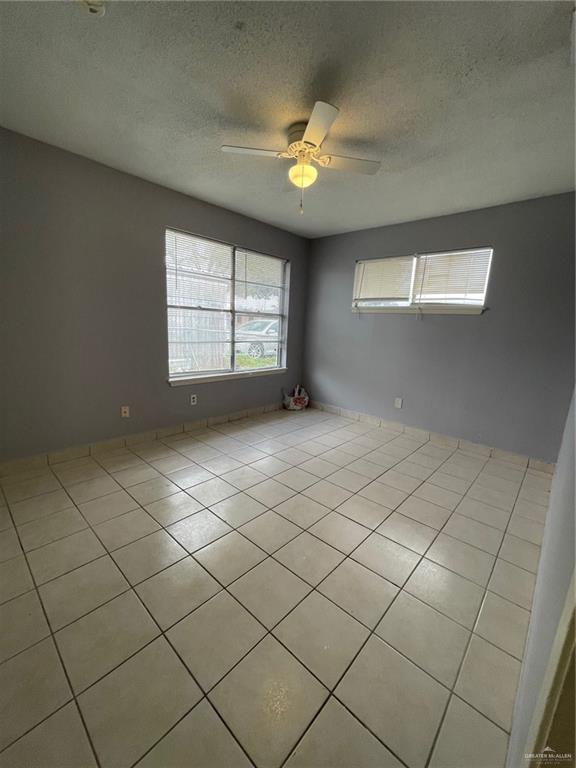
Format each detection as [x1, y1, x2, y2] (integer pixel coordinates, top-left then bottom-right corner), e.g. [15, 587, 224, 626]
[0, 1, 573, 237]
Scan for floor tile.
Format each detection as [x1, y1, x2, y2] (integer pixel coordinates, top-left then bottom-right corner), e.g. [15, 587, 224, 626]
[376, 512, 438, 554]
[79, 637, 201, 768]
[507, 515, 545, 546]
[274, 495, 331, 528]
[246, 478, 296, 507]
[275, 467, 319, 492]
[336, 495, 391, 529]
[302, 480, 353, 509]
[199, 454, 243, 475]
[443, 513, 503, 555]
[228, 557, 310, 628]
[168, 591, 265, 691]
[376, 591, 469, 687]
[94, 509, 160, 551]
[0, 555, 34, 604]
[488, 559, 535, 609]
[145, 491, 203, 526]
[112, 530, 187, 585]
[513, 499, 547, 524]
[457, 497, 510, 531]
[393, 460, 434, 481]
[11, 490, 74, 526]
[168, 509, 232, 553]
[352, 533, 420, 586]
[0, 528, 22, 562]
[275, 532, 344, 586]
[284, 696, 403, 768]
[194, 530, 267, 584]
[249, 456, 292, 477]
[222, 465, 268, 490]
[56, 591, 159, 692]
[113, 466, 161, 489]
[274, 592, 369, 688]
[27, 529, 106, 584]
[240, 510, 301, 553]
[135, 699, 251, 768]
[475, 591, 530, 659]
[0, 590, 50, 663]
[309, 512, 370, 554]
[405, 559, 484, 628]
[150, 454, 194, 475]
[466, 484, 516, 513]
[298, 457, 340, 479]
[358, 481, 408, 510]
[3, 474, 61, 504]
[39, 555, 128, 630]
[0, 702, 97, 768]
[427, 471, 471, 494]
[455, 635, 521, 731]
[379, 468, 422, 493]
[499, 533, 540, 573]
[0, 638, 72, 751]
[318, 559, 398, 628]
[167, 464, 215, 489]
[429, 695, 508, 768]
[209, 635, 328, 768]
[127, 477, 180, 505]
[426, 532, 495, 586]
[210, 492, 268, 527]
[414, 482, 462, 510]
[327, 468, 369, 493]
[78, 490, 140, 526]
[395, 496, 451, 529]
[188, 477, 238, 507]
[17, 508, 86, 553]
[136, 556, 220, 628]
[67, 476, 122, 504]
[336, 636, 449, 768]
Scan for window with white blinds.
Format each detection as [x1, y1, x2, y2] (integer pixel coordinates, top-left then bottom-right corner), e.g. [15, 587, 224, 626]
[352, 248, 493, 313]
[165, 229, 288, 379]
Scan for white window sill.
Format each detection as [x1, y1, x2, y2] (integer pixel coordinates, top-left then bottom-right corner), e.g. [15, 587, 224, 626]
[168, 367, 288, 386]
[352, 305, 486, 315]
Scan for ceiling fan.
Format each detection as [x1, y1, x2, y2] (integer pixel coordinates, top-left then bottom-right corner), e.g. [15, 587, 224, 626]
[222, 101, 381, 195]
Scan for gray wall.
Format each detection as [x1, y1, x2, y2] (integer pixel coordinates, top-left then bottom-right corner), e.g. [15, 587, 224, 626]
[506, 394, 574, 766]
[0, 129, 309, 460]
[304, 194, 574, 460]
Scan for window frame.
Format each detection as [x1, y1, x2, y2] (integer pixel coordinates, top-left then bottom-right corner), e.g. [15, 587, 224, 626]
[352, 247, 493, 314]
[165, 228, 290, 385]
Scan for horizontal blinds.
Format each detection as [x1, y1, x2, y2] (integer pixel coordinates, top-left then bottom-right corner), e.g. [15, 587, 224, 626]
[166, 230, 233, 310]
[165, 229, 288, 377]
[413, 248, 492, 306]
[353, 256, 414, 304]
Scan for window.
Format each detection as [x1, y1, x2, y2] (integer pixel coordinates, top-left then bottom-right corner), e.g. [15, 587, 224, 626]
[165, 229, 289, 381]
[352, 247, 493, 313]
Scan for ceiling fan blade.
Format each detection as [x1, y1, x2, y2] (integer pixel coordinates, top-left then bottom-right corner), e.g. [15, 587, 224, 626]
[322, 154, 381, 175]
[221, 145, 283, 158]
[303, 101, 339, 147]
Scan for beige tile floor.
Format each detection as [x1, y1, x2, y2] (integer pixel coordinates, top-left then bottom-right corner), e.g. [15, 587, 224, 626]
[0, 410, 552, 768]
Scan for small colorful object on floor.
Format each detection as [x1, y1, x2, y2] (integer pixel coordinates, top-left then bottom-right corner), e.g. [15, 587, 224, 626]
[283, 384, 309, 411]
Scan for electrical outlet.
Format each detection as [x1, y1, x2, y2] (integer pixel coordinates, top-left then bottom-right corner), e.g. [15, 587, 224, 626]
[394, 397, 403, 409]
[121, 405, 130, 418]
[190, 394, 197, 406]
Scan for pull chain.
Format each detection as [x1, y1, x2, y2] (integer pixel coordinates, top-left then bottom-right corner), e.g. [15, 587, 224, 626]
[299, 185, 304, 215]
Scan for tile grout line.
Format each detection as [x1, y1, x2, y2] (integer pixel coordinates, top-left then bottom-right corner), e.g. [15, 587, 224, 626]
[0, 411, 544, 766]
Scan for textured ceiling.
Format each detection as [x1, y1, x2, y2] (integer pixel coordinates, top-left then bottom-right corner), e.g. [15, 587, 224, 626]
[0, 1, 573, 237]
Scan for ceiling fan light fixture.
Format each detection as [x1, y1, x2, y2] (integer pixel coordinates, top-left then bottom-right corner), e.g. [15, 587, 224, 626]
[288, 159, 317, 189]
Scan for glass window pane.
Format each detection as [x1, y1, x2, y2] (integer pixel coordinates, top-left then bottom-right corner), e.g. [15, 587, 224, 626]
[235, 250, 284, 287]
[234, 314, 280, 371]
[234, 281, 282, 313]
[168, 308, 231, 375]
[166, 230, 232, 278]
[167, 269, 231, 310]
